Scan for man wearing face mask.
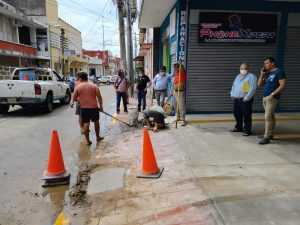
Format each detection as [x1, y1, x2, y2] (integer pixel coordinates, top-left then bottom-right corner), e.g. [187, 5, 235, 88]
[153, 66, 174, 107]
[230, 63, 257, 136]
[136, 69, 151, 112]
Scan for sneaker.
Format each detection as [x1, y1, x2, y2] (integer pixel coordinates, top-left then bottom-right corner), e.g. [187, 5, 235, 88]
[258, 135, 274, 140]
[231, 128, 243, 132]
[181, 121, 186, 126]
[124, 110, 128, 113]
[116, 111, 120, 114]
[243, 132, 252, 136]
[259, 138, 270, 145]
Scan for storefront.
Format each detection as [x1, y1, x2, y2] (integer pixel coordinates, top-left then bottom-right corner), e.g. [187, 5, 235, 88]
[140, 0, 300, 113]
[186, 1, 300, 113]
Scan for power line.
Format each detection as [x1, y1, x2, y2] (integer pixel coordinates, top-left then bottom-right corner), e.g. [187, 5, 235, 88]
[45, 1, 116, 25]
[67, 0, 111, 39]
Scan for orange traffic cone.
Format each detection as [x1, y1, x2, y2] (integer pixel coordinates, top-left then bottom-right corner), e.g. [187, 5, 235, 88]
[42, 130, 70, 187]
[137, 128, 164, 178]
[23, 74, 29, 81]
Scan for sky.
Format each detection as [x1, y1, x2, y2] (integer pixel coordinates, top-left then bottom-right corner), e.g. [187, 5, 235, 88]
[56, 0, 138, 57]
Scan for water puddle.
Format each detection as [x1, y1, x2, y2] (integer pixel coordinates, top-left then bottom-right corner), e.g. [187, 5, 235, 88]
[87, 168, 125, 195]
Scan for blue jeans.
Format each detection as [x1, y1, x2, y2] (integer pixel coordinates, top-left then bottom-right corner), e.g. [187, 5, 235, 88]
[137, 90, 146, 110]
[116, 92, 127, 112]
[233, 98, 253, 133]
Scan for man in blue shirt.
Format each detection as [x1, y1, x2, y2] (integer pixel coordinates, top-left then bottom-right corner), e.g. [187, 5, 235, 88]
[230, 63, 257, 136]
[153, 66, 174, 107]
[257, 57, 286, 145]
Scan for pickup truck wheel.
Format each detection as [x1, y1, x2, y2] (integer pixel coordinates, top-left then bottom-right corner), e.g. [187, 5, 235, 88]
[60, 90, 71, 104]
[44, 93, 53, 113]
[0, 105, 9, 114]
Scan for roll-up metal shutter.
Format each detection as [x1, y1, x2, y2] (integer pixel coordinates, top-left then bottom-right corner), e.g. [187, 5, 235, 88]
[186, 24, 277, 113]
[281, 27, 300, 111]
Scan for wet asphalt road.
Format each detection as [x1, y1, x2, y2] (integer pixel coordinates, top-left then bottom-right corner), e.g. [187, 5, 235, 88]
[0, 85, 118, 225]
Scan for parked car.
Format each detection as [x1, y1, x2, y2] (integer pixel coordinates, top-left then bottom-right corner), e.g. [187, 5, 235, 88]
[0, 67, 71, 114]
[89, 75, 99, 85]
[110, 75, 118, 84]
[66, 77, 76, 92]
[98, 76, 112, 85]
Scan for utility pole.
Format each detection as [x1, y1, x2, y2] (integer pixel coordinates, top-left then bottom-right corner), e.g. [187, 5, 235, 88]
[60, 28, 65, 76]
[134, 32, 137, 57]
[102, 19, 105, 77]
[117, 0, 127, 72]
[126, 0, 134, 97]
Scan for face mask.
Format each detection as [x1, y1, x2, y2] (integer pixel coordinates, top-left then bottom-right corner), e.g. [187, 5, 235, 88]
[240, 70, 248, 76]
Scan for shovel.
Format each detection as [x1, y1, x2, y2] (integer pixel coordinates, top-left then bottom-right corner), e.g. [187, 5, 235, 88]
[101, 111, 134, 127]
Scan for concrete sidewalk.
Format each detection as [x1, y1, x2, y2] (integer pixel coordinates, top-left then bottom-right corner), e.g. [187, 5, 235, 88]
[85, 110, 300, 225]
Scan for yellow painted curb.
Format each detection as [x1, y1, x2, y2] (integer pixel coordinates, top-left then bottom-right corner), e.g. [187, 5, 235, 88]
[54, 211, 70, 225]
[186, 117, 300, 124]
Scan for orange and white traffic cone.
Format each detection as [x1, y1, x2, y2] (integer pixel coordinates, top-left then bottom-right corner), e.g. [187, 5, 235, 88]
[137, 128, 164, 178]
[42, 130, 70, 187]
[23, 74, 29, 81]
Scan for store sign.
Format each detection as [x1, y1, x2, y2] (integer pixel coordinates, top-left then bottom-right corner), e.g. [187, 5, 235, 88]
[178, 11, 186, 61]
[63, 50, 76, 57]
[199, 12, 277, 43]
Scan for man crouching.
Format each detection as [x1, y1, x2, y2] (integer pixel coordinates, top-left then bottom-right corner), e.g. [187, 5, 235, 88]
[143, 106, 166, 132]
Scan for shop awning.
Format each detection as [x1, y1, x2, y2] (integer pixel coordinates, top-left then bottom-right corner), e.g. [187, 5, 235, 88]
[139, 0, 176, 28]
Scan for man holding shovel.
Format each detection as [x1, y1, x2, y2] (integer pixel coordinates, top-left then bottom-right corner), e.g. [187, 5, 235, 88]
[71, 72, 104, 146]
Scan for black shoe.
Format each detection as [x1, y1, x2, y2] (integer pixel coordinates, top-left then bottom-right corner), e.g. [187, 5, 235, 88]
[116, 111, 120, 114]
[231, 128, 243, 132]
[243, 132, 252, 136]
[138, 109, 141, 112]
[124, 110, 128, 113]
[258, 135, 274, 140]
[259, 138, 270, 145]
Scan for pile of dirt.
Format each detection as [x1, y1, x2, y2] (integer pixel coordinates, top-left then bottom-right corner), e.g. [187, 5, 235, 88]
[69, 164, 93, 207]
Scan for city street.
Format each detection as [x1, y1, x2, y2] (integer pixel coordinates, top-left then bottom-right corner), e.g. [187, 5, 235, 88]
[0, 85, 121, 225]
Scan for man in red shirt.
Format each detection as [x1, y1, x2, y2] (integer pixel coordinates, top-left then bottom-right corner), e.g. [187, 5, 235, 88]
[72, 72, 104, 146]
[172, 62, 187, 126]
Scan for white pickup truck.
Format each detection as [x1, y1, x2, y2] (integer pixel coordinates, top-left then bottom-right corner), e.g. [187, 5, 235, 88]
[0, 68, 71, 114]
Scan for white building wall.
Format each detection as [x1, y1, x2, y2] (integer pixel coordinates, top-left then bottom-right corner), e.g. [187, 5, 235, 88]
[0, 15, 13, 42]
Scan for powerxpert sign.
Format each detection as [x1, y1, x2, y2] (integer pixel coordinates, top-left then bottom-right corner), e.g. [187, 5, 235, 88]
[199, 12, 278, 43]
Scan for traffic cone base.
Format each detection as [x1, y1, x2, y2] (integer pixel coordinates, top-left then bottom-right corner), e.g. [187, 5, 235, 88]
[42, 170, 70, 187]
[137, 167, 164, 179]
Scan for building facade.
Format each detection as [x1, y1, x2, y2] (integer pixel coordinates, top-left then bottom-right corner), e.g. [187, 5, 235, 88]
[0, 0, 47, 71]
[139, 0, 300, 113]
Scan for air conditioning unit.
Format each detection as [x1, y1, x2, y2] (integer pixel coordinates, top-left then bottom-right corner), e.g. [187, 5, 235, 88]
[12, 19, 22, 27]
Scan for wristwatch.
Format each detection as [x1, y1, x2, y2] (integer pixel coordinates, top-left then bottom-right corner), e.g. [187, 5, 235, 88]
[271, 92, 275, 96]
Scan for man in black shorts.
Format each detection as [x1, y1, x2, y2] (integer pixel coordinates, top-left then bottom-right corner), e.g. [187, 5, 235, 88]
[72, 72, 104, 146]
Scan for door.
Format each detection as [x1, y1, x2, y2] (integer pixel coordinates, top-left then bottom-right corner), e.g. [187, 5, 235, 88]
[52, 71, 64, 98]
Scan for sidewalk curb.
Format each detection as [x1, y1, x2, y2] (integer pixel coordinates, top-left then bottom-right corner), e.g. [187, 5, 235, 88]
[186, 117, 300, 124]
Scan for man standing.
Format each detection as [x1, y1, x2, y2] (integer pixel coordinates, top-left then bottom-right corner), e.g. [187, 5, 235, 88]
[74, 74, 84, 134]
[114, 70, 129, 114]
[136, 69, 151, 112]
[230, 63, 257, 136]
[172, 62, 187, 126]
[72, 72, 104, 146]
[258, 57, 286, 145]
[153, 66, 174, 107]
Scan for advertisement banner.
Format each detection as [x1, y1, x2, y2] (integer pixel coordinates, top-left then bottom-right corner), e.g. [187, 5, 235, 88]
[36, 29, 49, 57]
[199, 12, 278, 44]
